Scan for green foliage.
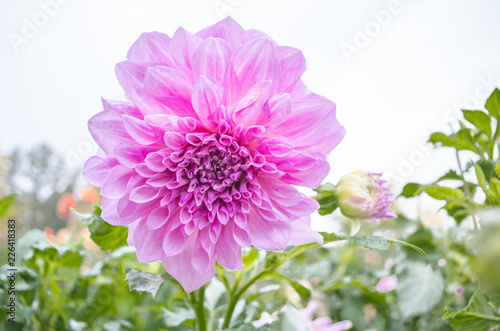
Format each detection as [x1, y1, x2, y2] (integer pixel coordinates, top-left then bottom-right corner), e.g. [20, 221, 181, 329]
[124, 268, 164, 299]
[312, 183, 338, 215]
[71, 206, 128, 250]
[0, 194, 15, 219]
[396, 263, 444, 318]
[444, 290, 500, 331]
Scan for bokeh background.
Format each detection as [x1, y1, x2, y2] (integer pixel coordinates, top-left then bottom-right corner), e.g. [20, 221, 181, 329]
[1, 0, 500, 229]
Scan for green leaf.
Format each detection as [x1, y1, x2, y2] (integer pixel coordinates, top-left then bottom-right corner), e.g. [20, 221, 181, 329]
[0, 194, 16, 219]
[400, 183, 422, 198]
[474, 163, 487, 191]
[429, 130, 479, 154]
[422, 186, 464, 200]
[495, 161, 500, 178]
[346, 235, 428, 263]
[162, 307, 195, 327]
[71, 206, 128, 250]
[445, 290, 500, 331]
[463, 110, 492, 137]
[124, 268, 164, 299]
[396, 263, 444, 318]
[436, 170, 462, 182]
[485, 88, 500, 119]
[347, 235, 390, 250]
[488, 178, 500, 204]
[313, 183, 338, 215]
[478, 159, 498, 182]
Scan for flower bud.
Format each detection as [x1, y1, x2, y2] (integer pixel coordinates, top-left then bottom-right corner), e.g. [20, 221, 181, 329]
[336, 170, 396, 222]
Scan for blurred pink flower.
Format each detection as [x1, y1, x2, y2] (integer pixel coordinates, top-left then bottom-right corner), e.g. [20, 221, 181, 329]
[336, 170, 396, 222]
[375, 274, 398, 293]
[57, 193, 77, 220]
[82, 17, 345, 292]
[299, 301, 353, 331]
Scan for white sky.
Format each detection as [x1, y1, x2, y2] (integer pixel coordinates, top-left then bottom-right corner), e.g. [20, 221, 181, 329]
[1, 0, 500, 193]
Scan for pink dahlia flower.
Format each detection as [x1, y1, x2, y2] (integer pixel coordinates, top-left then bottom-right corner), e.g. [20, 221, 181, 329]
[82, 17, 345, 292]
[336, 170, 396, 222]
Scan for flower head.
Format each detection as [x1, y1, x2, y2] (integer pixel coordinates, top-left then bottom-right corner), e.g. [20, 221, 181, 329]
[82, 17, 345, 292]
[336, 170, 396, 222]
[299, 301, 353, 331]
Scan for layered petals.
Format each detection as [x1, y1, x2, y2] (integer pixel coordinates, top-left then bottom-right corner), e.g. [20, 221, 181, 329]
[83, 17, 344, 292]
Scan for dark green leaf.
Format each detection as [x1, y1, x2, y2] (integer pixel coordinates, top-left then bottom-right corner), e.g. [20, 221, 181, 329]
[124, 268, 164, 299]
[71, 206, 128, 250]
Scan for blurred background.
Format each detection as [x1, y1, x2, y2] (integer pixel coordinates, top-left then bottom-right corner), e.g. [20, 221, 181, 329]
[1, 0, 500, 230]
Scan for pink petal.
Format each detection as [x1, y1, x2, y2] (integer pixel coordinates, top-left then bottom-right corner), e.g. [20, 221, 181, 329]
[275, 46, 306, 93]
[192, 37, 232, 83]
[101, 196, 138, 226]
[132, 219, 166, 262]
[170, 27, 202, 73]
[127, 31, 176, 67]
[101, 165, 134, 199]
[232, 80, 271, 127]
[215, 223, 243, 270]
[82, 156, 116, 187]
[113, 143, 146, 167]
[232, 38, 281, 97]
[289, 216, 323, 246]
[248, 209, 291, 251]
[146, 206, 170, 230]
[272, 93, 345, 155]
[192, 76, 224, 122]
[122, 115, 158, 145]
[129, 186, 160, 203]
[274, 151, 330, 189]
[161, 231, 216, 292]
[115, 60, 170, 115]
[163, 226, 187, 256]
[196, 16, 248, 50]
[143, 65, 194, 103]
[88, 110, 134, 156]
[264, 92, 292, 128]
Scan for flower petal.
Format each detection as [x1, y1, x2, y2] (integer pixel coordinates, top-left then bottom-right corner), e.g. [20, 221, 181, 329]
[275, 46, 306, 93]
[272, 93, 345, 155]
[161, 231, 216, 292]
[192, 76, 224, 123]
[127, 31, 176, 67]
[196, 16, 248, 50]
[192, 37, 232, 83]
[248, 209, 291, 251]
[232, 38, 281, 97]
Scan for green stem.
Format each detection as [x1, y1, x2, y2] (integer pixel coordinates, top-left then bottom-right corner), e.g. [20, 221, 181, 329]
[191, 286, 207, 331]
